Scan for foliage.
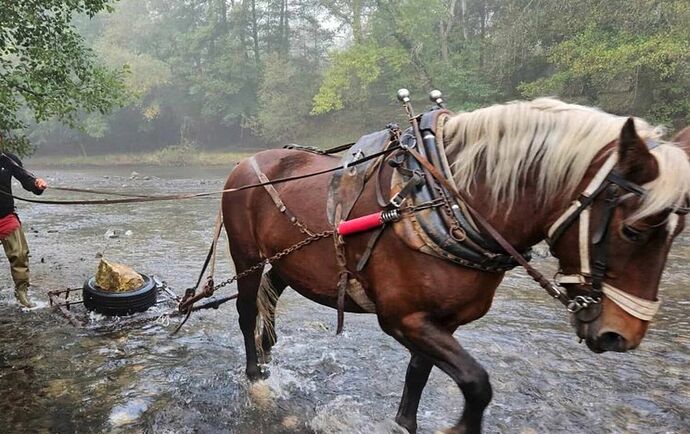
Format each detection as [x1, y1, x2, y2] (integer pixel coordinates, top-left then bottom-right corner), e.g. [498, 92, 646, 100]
[258, 53, 319, 143]
[0, 0, 127, 155]
[15, 0, 690, 155]
[312, 43, 408, 114]
[514, 1, 690, 127]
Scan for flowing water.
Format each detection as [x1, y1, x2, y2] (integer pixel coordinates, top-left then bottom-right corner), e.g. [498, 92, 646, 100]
[0, 166, 688, 434]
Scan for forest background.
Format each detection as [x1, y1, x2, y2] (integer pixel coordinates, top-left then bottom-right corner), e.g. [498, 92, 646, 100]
[2, 0, 689, 160]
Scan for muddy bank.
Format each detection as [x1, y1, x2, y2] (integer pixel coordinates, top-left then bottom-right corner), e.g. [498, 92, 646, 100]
[0, 166, 688, 433]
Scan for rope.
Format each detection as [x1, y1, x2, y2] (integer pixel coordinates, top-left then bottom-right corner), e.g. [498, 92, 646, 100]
[0, 146, 400, 206]
[50, 186, 153, 198]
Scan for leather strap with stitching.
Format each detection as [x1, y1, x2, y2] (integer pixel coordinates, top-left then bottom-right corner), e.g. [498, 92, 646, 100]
[250, 156, 314, 236]
[407, 147, 571, 306]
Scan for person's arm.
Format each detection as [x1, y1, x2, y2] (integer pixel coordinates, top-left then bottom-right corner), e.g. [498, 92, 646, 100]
[6, 154, 47, 195]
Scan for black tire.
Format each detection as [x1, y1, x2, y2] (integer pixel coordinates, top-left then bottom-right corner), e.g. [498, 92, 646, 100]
[83, 274, 157, 316]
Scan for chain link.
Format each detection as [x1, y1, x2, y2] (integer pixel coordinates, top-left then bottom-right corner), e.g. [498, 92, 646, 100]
[292, 218, 315, 236]
[208, 201, 437, 295]
[210, 229, 334, 293]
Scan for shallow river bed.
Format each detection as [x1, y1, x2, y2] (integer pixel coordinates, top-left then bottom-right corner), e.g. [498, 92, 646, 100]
[0, 165, 688, 434]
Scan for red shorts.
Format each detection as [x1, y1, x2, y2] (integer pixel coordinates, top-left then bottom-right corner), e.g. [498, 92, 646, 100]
[0, 213, 20, 240]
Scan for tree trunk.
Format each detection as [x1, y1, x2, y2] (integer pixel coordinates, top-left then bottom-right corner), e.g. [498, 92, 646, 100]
[251, 0, 260, 65]
[440, 0, 457, 63]
[440, 20, 449, 62]
[479, 0, 486, 68]
[278, 0, 289, 55]
[461, 0, 467, 40]
[219, 0, 228, 34]
[237, 0, 250, 61]
[352, 0, 363, 43]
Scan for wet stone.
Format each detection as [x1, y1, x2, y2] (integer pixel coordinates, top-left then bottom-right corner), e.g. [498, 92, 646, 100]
[95, 258, 144, 292]
[104, 229, 120, 239]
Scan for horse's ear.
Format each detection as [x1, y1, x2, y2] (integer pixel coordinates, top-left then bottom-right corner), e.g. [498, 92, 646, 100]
[618, 118, 658, 184]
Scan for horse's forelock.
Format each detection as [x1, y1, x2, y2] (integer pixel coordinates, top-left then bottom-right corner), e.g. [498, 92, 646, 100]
[631, 144, 690, 223]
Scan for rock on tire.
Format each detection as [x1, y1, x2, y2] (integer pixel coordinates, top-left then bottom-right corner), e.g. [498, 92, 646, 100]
[83, 274, 157, 316]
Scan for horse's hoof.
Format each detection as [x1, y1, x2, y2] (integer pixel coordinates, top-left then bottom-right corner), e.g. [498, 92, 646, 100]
[246, 366, 270, 382]
[394, 416, 416, 433]
[258, 351, 272, 364]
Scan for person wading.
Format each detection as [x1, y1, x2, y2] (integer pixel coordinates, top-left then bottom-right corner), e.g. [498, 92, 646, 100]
[0, 145, 48, 308]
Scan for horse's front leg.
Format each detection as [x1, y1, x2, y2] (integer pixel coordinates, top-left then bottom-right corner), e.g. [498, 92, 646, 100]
[387, 313, 492, 434]
[395, 352, 433, 433]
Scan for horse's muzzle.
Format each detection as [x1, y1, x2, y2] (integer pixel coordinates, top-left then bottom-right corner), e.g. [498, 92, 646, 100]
[585, 331, 629, 353]
[571, 315, 633, 353]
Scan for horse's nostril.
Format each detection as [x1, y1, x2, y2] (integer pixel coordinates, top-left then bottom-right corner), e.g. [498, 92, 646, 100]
[598, 331, 628, 352]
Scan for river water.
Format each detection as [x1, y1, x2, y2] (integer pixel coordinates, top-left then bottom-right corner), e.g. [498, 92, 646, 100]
[0, 165, 688, 434]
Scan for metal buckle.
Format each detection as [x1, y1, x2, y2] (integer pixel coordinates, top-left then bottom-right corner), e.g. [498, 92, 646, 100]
[399, 134, 416, 150]
[346, 150, 365, 175]
[566, 295, 600, 313]
[389, 193, 404, 208]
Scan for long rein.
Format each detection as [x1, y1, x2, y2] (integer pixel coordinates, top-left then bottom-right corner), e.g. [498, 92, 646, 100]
[0, 147, 398, 206]
[1, 140, 571, 313]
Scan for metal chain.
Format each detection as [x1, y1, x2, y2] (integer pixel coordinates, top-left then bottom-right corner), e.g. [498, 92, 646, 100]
[210, 229, 334, 293]
[171, 195, 439, 330]
[206, 199, 438, 296]
[400, 198, 444, 213]
[291, 217, 315, 236]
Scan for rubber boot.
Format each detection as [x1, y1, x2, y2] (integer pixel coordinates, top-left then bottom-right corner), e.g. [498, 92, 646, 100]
[15, 287, 36, 308]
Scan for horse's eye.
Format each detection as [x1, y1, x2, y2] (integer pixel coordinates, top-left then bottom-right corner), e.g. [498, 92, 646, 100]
[620, 224, 644, 243]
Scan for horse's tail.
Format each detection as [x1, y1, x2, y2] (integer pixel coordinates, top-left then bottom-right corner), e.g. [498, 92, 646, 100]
[254, 269, 282, 354]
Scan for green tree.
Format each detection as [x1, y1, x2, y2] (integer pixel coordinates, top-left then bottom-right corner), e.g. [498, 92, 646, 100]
[491, 0, 690, 127]
[312, 0, 499, 117]
[58, 0, 337, 151]
[258, 53, 321, 143]
[0, 0, 127, 155]
[27, 0, 687, 154]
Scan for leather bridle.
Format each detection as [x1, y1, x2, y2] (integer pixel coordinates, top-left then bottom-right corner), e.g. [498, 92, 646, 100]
[402, 116, 686, 323]
[545, 149, 687, 322]
[396, 91, 689, 325]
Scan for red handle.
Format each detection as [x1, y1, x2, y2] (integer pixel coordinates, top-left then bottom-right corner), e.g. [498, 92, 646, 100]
[338, 212, 384, 236]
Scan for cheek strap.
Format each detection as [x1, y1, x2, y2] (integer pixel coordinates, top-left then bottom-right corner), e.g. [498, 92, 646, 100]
[549, 153, 662, 322]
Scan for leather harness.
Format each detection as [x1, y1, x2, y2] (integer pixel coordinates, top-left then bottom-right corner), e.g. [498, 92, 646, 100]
[392, 110, 529, 272]
[255, 108, 687, 331]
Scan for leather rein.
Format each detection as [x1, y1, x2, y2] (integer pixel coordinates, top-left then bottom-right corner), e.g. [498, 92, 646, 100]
[398, 106, 687, 324]
[0, 148, 399, 206]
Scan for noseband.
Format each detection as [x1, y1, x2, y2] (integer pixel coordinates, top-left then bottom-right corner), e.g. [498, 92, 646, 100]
[545, 147, 682, 322]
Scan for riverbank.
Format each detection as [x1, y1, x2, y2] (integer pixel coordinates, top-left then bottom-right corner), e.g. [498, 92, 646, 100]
[27, 147, 255, 168]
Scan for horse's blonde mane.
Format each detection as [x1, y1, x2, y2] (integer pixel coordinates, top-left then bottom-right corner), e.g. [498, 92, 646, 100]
[443, 98, 690, 220]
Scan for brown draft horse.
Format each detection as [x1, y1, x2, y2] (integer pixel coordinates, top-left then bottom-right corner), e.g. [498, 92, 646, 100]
[221, 99, 690, 433]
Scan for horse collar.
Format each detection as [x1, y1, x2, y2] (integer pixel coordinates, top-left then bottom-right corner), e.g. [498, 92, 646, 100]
[393, 111, 531, 272]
